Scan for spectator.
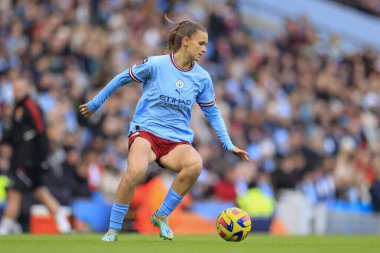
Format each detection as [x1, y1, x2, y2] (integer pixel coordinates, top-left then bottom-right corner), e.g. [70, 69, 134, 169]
[0, 78, 71, 234]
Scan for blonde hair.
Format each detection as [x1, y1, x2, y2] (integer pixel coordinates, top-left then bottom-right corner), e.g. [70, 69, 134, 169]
[165, 14, 207, 53]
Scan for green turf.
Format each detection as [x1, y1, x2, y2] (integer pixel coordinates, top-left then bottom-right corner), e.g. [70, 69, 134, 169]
[0, 234, 379, 253]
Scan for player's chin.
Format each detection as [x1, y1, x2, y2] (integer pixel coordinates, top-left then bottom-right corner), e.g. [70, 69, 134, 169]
[194, 54, 202, 61]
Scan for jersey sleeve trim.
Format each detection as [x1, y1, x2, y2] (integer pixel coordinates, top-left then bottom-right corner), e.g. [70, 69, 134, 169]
[129, 68, 142, 83]
[198, 100, 216, 107]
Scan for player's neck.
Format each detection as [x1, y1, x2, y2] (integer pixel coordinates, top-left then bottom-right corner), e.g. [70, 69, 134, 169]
[173, 51, 193, 69]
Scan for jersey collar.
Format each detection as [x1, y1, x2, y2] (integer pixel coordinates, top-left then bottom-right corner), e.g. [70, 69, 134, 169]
[170, 53, 194, 72]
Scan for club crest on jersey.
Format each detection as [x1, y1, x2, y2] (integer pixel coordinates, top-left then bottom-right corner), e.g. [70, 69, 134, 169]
[175, 79, 184, 96]
[176, 79, 184, 89]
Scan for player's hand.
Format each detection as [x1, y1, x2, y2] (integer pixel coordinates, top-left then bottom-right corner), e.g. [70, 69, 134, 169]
[79, 104, 93, 118]
[232, 147, 250, 161]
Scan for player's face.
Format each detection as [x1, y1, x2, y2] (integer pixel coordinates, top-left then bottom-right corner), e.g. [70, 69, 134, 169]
[186, 30, 208, 61]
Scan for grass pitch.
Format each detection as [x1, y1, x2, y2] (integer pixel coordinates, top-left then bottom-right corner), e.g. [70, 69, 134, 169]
[0, 234, 379, 253]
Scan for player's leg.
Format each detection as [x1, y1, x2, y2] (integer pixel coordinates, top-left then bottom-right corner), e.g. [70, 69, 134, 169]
[0, 189, 22, 234]
[102, 137, 156, 241]
[33, 186, 72, 234]
[159, 144, 202, 195]
[152, 144, 202, 240]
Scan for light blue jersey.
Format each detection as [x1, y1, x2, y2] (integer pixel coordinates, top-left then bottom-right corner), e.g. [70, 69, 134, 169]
[86, 53, 234, 151]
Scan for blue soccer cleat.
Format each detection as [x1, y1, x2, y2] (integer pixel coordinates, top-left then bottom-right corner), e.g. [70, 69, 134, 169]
[101, 230, 118, 242]
[151, 211, 173, 240]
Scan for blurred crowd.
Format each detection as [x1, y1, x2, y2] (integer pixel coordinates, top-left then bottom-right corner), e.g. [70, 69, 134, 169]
[1, 0, 380, 227]
[331, 0, 380, 17]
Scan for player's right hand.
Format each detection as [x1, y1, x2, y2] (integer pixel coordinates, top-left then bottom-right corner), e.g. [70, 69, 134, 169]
[232, 146, 250, 161]
[79, 104, 93, 118]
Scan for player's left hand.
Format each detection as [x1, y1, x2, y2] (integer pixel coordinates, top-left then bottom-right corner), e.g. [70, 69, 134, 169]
[79, 104, 93, 118]
[232, 147, 250, 161]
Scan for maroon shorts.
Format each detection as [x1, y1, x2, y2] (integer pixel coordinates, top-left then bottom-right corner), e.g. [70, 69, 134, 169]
[128, 131, 190, 160]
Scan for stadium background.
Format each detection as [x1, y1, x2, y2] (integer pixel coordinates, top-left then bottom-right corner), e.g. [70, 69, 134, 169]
[0, 0, 379, 235]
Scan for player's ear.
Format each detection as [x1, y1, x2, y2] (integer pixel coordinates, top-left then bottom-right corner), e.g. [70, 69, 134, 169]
[183, 36, 190, 47]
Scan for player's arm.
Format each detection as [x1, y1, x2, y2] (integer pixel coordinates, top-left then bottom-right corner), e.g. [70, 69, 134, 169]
[200, 104, 249, 161]
[80, 57, 151, 118]
[197, 75, 249, 161]
[79, 69, 132, 117]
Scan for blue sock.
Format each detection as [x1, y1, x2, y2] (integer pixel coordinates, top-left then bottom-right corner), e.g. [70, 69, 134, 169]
[109, 201, 129, 231]
[157, 188, 183, 217]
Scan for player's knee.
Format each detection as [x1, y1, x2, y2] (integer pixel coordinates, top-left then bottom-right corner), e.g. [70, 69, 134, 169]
[192, 162, 203, 177]
[122, 164, 147, 185]
[184, 158, 202, 178]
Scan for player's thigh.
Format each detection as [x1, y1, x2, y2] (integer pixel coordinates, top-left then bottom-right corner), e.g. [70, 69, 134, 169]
[127, 137, 157, 173]
[159, 144, 202, 173]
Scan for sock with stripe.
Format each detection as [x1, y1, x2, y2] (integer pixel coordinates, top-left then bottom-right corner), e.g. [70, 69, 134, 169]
[156, 188, 183, 217]
[109, 201, 129, 231]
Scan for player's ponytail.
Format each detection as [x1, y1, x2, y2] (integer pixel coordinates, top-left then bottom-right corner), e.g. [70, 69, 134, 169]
[164, 14, 206, 53]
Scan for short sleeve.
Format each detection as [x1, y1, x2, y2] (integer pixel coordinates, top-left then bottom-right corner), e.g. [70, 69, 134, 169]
[197, 76, 216, 107]
[129, 57, 152, 83]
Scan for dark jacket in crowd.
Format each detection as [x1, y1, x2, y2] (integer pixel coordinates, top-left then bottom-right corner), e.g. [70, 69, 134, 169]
[3, 95, 49, 171]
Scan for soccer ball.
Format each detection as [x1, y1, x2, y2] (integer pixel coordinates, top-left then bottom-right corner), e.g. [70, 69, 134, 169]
[216, 207, 251, 242]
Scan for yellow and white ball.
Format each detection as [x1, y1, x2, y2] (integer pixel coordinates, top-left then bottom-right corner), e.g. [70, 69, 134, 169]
[216, 207, 251, 242]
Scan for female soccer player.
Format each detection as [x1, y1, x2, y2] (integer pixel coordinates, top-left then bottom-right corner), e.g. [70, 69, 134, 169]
[79, 16, 249, 242]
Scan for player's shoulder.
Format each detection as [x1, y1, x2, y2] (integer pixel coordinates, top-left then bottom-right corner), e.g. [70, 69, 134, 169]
[193, 63, 212, 81]
[145, 54, 169, 64]
[133, 55, 167, 68]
